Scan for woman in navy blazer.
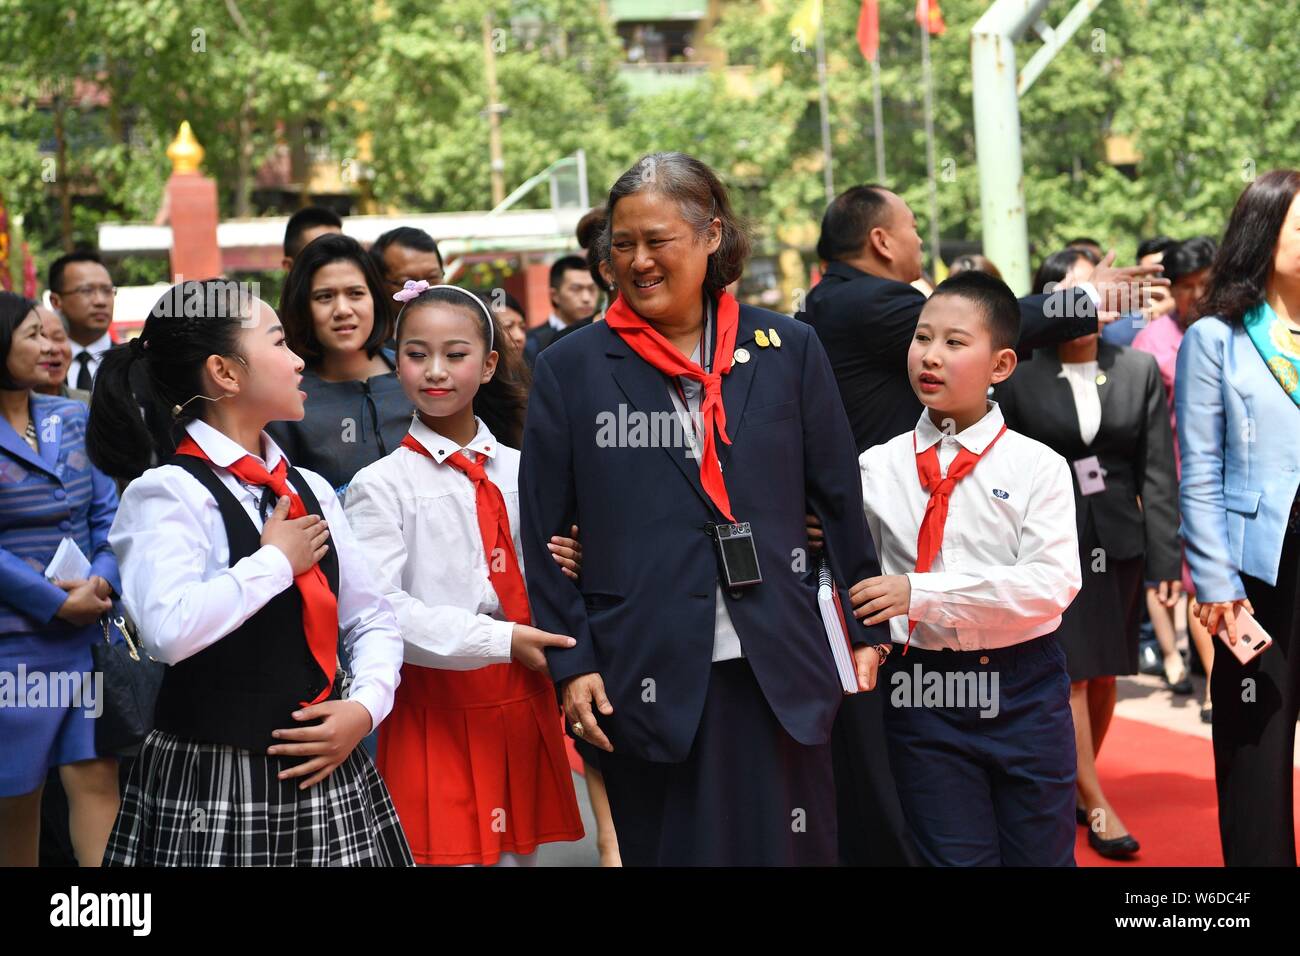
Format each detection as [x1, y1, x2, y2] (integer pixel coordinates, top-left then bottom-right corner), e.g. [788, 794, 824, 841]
[1177, 169, 1300, 865]
[0, 293, 122, 867]
[519, 153, 887, 866]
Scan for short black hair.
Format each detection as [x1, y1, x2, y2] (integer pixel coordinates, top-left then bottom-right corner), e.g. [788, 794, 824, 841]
[1066, 236, 1103, 252]
[549, 255, 589, 289]
[1032, 247, 1095, 295]
[48, 250, 105, 295]
[370, 226, 443, 274]
[0, 291, 39, 389]
[816, 185, 891, 262]
[279, 233, 391, 367]
[1136, 235, 1175, 260]
[1162, 235, 1217, 282]
[928, 271, 1020, 351]
[283, 206, 343, 259]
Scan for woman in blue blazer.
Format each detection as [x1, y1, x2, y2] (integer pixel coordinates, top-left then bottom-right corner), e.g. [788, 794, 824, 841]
[1177, 169, 1300, 866]
[0, 293, 121, 867]
[519, 153, 887, 866]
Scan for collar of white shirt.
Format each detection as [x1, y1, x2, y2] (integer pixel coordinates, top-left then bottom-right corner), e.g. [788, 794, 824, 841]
[913, 401, 1005, 455]
[547, 313, 566, 332]
[71, 331, 113, 360]
[406, 415, 499, 464]
[184, 417, 287, 472]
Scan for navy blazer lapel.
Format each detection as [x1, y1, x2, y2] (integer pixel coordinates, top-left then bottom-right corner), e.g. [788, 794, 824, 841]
[1095, 342, 1119, 435]
[718, 311, 760, 466]
[605, 330, 714, 512]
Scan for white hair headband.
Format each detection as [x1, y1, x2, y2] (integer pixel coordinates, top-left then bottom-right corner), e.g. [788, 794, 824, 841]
[392, 280, 495, 353]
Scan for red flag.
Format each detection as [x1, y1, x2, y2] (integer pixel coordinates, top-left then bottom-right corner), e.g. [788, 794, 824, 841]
[857, 0, 880, 62]
[916, 0, 946, 35]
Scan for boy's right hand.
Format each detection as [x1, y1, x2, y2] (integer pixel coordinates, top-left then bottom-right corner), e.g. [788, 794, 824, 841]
[510, 624, 577, 678]
[260, 496, 330, 575]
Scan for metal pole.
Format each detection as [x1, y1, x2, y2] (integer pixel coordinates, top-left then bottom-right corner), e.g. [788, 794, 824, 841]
[971, 0, 1072, 295]
[871, 57, 885, 183]
[482, 12, 506, 207]
[576, 147, 589, 211]
[920, 9, 941, 277]
[815, 16, 834, 202]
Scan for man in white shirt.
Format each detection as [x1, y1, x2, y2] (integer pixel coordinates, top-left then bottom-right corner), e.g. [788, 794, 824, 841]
[48, 251, 116, 393]
[851, 271, 1082, 866]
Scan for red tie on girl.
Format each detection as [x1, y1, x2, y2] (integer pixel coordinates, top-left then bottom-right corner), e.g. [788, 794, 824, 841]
[905, 424, 1008, 652]
[174, 435, 338, 705]
[604, 291, 741, 522]
[400, 434, 531, 625]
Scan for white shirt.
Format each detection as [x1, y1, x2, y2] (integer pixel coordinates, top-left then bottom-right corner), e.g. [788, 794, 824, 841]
[859, 403, 1082, 651]
[69, 331, 112, 386]
[664, 305, 744, 662]
[343, 416, 517, 670]
[108, 418, 403, 731]
[1059, 360, 1101, 446]
[547, 313, 567, 332]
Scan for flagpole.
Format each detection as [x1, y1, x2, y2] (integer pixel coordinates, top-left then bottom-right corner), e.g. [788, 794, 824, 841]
[871, 56, 885, 182]
[920, 4, 941, 277]
[815, 11, 835, 203]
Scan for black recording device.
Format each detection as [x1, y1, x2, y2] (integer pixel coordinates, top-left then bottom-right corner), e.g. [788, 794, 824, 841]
[708, 521, 763, 589]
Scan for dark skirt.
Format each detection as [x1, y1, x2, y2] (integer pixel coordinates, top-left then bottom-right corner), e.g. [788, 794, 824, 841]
[103, 729, 414, 867]
[1056, 511, 1145, 681]
[597, 658, 837, 866]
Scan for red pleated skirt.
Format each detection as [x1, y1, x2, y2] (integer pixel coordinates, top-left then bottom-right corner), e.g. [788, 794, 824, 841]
[377, 661, 585, 866]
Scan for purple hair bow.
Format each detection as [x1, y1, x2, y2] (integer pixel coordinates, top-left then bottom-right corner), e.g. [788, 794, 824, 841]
[393, 279, 431, 303]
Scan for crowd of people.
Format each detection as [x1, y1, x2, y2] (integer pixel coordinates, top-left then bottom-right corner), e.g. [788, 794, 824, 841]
[1, 153, 1298, 868]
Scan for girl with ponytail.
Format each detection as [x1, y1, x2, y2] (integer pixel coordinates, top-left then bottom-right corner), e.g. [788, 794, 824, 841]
[89, 280, 412, 866]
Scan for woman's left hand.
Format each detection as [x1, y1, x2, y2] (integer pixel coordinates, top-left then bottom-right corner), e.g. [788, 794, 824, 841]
[268, 700, 373, 790]
[549, 525, 582, 581]
[852, 644, 882, 692]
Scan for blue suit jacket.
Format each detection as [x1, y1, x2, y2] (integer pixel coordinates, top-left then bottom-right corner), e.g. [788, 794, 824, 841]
[519, 303, 886, 763]
[0, 394, 120, 638]
[1176, 316, 1300, 602]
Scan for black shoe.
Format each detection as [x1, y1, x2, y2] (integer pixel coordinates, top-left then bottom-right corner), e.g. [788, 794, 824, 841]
[1200, 703, 1213, 724]
[1162, 661, 1194, 695]
[1088, 828, 1140, 859]
[1076, 807, 1089, 826]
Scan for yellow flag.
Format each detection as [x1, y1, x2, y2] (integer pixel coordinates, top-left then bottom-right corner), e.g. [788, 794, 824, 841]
[789, 0, 823, 43]
[933, 257, 949, 283]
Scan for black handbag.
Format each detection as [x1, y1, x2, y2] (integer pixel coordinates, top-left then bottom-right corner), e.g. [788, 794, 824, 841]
[91, 612, 164, 755]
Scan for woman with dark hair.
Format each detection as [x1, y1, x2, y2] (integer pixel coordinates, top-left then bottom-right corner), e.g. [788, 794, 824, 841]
[1178, 169, 1300, 865]
[268, 233, 413, 496]
[0, 292, 121, 866]
[519, 152, 886, 866]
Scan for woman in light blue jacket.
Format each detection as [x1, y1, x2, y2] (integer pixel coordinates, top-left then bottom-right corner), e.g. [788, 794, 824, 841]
[1176, 169, 1300, 866]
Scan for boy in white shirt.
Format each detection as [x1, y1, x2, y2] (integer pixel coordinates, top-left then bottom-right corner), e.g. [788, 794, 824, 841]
[851, 271, 1082, 866]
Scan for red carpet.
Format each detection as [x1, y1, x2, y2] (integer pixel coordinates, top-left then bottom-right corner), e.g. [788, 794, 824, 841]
[1075, 715, 1300, 866]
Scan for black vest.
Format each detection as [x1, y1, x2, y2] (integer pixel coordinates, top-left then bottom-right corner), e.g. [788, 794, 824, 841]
[153, 456, 341, 752]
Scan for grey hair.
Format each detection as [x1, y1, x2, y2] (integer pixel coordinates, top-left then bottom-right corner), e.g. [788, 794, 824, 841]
[601, 152, 752, 296]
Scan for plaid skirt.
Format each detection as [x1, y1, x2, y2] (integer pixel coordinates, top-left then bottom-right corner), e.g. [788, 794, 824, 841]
[103, 730, 414, 867]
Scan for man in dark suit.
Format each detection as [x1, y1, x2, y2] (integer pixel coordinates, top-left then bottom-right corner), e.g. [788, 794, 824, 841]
[796, 184, 1166, 865]
[523, 255, 599, 366]
[796, 185, 1166, 454]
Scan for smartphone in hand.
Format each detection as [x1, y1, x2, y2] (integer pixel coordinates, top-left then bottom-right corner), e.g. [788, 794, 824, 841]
[1217, 608, 1274, 665]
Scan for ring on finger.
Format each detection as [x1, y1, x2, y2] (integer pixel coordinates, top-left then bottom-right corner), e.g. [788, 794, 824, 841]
[572, 722, 585, 737]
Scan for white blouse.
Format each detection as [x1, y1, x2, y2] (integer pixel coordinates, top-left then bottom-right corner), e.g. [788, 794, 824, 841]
[1059, 360, 1102, 446]
[343, 416, 517, 671]
[108, 418, 404, 731]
